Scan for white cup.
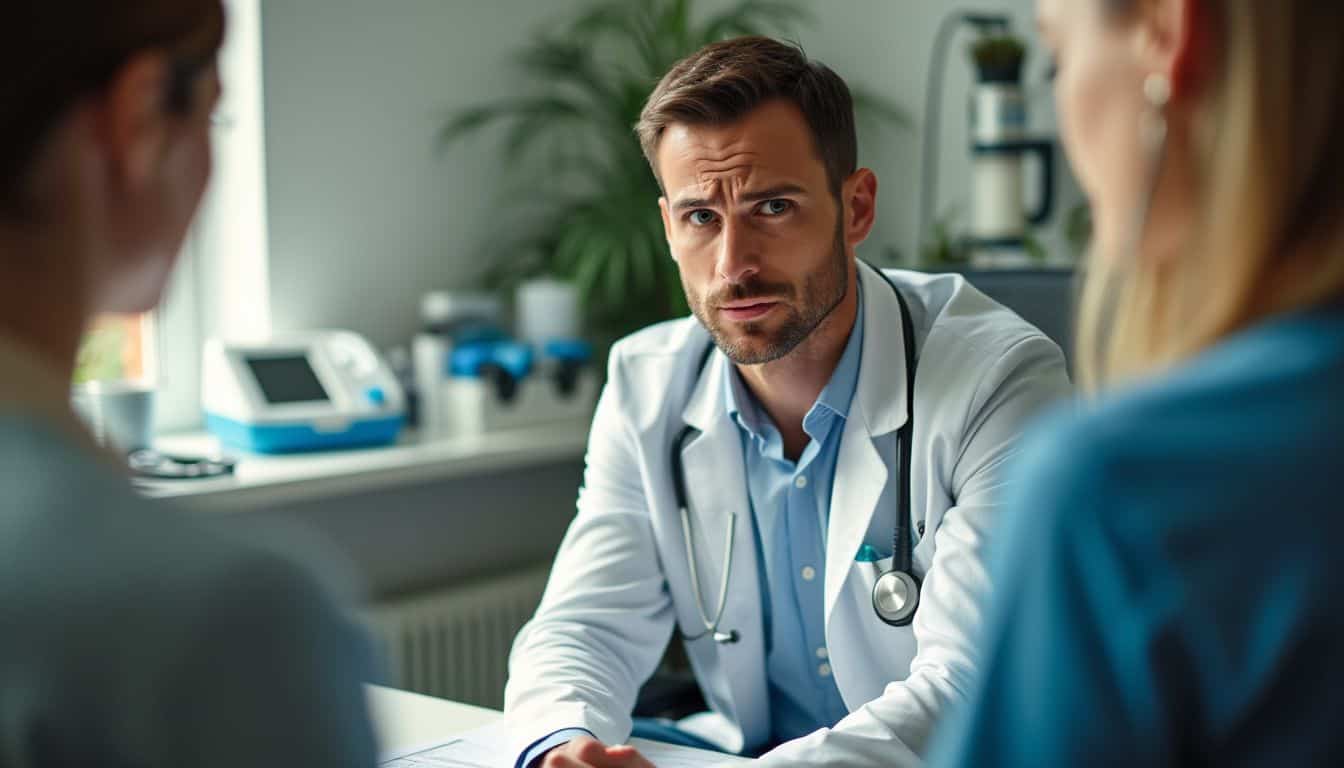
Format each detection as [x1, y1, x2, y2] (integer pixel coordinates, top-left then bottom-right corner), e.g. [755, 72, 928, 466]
[70, 380, 156, 454]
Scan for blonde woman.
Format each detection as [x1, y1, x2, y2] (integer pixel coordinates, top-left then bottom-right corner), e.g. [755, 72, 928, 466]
[0, 3, 378, 765]
[932, 0, 1344, 765]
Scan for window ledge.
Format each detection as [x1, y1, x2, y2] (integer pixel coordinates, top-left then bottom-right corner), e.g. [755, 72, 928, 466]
[137, 422, 589, 513]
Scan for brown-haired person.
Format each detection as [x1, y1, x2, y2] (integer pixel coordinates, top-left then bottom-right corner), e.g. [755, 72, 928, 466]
[503, 36, 1072, 768]
[929, 1, 1344, 766]
[0, 3, 379, 766]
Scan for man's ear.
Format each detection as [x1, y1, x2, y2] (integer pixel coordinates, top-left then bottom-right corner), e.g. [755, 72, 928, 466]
[842, 168, 879, 249]
[94, 52, 172, 193]
[1135, 0, 1213, 101]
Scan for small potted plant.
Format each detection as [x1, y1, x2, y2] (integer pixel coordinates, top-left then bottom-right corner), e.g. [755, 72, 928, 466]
[970, 32, 1027, 84]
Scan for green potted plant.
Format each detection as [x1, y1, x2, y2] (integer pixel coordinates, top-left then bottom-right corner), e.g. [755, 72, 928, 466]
[440, 0, 907, 346]
[969, 32, 1027, 84]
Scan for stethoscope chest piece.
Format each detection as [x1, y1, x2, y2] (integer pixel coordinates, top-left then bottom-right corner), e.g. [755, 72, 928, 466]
[872, 569, 920, 627]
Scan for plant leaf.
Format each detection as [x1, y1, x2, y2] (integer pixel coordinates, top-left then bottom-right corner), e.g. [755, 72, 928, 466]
[438, 97, 585, 149]
[850, 86, 912, 131]
[700, 0, 812, 43]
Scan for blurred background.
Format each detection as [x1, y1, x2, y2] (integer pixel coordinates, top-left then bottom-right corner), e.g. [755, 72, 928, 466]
[78, 0, 1083, 713]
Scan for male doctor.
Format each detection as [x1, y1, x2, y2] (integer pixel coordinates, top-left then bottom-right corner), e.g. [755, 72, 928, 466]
[506, 36, 1072, 768]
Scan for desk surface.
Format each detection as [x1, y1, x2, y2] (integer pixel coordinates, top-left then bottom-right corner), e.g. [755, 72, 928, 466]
[368, 684, 500, 755]
[368, 686, 753, 766]
[138, 423, 588, 512]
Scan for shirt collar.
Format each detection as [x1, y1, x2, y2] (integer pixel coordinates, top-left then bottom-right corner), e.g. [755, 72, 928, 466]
[814, 285, 864, 421]
[724, 282, 866, 441]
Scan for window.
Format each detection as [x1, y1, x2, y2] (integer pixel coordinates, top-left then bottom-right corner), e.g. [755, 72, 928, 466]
[74, 314, 153, 384]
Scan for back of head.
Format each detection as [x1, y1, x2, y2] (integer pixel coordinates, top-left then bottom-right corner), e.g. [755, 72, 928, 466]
[1078, 1, 1344, 388]
[0, 1, 225, 217]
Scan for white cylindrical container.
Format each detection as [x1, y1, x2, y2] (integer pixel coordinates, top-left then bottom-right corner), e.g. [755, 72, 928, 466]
[516, 278, 580, 346]
[970, 83, 1026, 142]
[969, 82, 1029, 244]
[70, 380, 156, 453]
[412, 333, 451, 435]
[970, 155, 1026, 239]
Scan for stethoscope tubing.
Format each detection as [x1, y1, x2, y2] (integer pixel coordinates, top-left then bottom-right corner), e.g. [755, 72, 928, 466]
[671, 265, 920, 642]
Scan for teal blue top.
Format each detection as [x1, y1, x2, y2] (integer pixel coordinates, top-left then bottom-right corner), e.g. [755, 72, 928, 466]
[0, 415, 380, 767]
[931, 302, 1344, 766]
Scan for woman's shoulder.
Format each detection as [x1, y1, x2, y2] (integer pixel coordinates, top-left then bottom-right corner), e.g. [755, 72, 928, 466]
[1010, 307, 1344, 567]
[1032, 307, 1344, 474]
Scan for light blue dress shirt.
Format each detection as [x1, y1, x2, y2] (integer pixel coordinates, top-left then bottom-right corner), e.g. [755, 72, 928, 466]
[725, 289, 866, 746]
[520, 293, 869, 766]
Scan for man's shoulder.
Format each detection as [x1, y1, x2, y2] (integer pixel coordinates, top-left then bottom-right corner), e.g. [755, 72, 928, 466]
[604, 314, 714, 389]
[890, 270, 1059, 358]
[609, 315, 706, 362]
[886, 269, 1068, 392]
[595, 316, 714, 435]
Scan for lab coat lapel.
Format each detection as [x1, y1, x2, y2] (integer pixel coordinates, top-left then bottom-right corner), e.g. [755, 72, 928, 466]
[678, 351, 770, 746]
[824, 263, 910, 625]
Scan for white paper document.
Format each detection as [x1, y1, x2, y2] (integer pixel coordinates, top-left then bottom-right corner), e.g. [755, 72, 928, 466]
[380, 719, 755, 768]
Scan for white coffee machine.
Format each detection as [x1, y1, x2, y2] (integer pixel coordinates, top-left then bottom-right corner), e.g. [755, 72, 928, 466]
[919, 12, 1056, 264]
[967, 74, 1055, 256]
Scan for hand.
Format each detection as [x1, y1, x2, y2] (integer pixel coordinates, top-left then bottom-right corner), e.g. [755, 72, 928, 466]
[539, 736, 656, 768]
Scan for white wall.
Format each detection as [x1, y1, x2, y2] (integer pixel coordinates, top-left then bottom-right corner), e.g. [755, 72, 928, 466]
[258, 0, 1081, 351]
[260, 0, 586, 350]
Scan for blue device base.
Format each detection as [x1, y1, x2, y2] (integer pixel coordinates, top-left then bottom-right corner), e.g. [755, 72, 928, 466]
[205, 412, 404, 454]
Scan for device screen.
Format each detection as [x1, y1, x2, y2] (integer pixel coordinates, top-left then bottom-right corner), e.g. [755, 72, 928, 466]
[245, 355, 331, 404]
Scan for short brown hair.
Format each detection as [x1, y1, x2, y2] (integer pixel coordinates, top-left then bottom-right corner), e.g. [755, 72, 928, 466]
[0, 1, 225, 216]
[636, 36, 857, 197]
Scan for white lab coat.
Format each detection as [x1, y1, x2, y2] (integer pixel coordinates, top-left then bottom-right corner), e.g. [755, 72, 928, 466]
[504, 263, 1072, 766]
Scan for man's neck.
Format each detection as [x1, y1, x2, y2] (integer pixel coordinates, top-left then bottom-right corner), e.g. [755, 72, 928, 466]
[735, 268, 860, 461]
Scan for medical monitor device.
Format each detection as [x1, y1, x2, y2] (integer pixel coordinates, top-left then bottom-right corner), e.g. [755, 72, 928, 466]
[202, 330, 405, 453]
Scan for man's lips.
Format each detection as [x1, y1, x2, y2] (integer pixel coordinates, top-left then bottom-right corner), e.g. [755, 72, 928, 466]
[718, 300, 779, 321]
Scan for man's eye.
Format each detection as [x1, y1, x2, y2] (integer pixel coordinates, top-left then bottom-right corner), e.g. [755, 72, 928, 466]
[760, 199, 792, 216]
[689, 210, 717, 226]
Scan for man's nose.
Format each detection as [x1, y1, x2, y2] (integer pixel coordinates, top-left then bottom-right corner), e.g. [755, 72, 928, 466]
[715, 218, 760, 285]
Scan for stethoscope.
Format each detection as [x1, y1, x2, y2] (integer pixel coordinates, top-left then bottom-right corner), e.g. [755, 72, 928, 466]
[672, 268, 921, 645]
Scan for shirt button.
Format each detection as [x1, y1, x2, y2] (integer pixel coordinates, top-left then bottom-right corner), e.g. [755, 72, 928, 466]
[816, 647, 829, 660]
[794, 475, 808, 489]
[801, 566, 816, 581]
[818, 663, 832, 677]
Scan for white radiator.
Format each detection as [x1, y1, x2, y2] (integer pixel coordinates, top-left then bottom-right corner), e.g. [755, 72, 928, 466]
[365, 565, 550, 709]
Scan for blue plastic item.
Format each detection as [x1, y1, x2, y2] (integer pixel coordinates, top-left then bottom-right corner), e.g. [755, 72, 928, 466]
[542, 338, 593, 364]
[364, 386, 387, 406]
[449, 341, 534, 380]
[492, 342, 535, 379]
[206, 412, 404, 454]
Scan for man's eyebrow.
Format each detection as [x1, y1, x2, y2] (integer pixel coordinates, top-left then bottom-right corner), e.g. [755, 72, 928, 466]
[739, 184, 808, 204]
[671, 194, 720, 211]
[670, 184, 809, 211]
